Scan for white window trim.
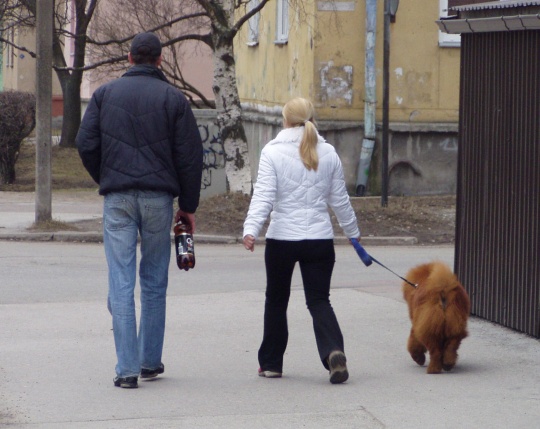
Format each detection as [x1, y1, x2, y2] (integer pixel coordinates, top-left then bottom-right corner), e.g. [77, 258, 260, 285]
[439, 0, 461, 47]
[6, 27, 14, 68]
[275, 0, 289, 44]
[247, 0, 260, 46]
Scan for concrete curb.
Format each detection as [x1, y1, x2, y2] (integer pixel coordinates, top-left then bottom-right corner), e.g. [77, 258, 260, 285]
[0, 231, 417, 245]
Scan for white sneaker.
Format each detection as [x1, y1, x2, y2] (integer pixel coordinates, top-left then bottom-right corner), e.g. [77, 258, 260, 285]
[258, 368, 282, 378]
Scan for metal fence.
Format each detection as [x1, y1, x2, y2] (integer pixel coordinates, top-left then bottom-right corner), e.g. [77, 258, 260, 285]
[456, 30, 540, 338]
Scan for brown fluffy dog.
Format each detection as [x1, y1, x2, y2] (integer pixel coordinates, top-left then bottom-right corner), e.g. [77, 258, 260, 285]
[402, 262, 470, 374]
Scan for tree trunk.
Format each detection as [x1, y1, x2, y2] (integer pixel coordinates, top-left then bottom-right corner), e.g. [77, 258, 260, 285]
[0, 151, 17, 184]
[58, 76, 83, 148]
[211, 32, 252, 195]
[53, 0, 92, 148]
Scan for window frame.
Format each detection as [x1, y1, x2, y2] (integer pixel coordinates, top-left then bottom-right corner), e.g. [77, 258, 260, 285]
[247, 0, 260, 46]
[275, 0, 289, 44]
[6, 26, 15, 68]
[439, 0, 461, 47]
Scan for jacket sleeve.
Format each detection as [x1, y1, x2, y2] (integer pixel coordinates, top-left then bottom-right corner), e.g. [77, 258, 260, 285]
[243, 148, 276, 238]
[172, 102, 203, 213]
[328, 153, 360, 239]
[76, 93, 102, 184]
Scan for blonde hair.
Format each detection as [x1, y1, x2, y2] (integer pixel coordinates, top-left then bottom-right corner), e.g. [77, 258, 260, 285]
[282, 97, 319, 171]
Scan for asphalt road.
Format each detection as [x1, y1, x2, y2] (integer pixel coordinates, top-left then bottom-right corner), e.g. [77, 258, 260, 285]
[1, 242, 453, 304]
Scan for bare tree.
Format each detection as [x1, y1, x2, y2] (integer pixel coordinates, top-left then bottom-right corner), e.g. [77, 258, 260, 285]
[193, 0, 271, 194]
[0, 0, 97, 149]
[1, 0, 271, 194]
[87, 0, 214, 108]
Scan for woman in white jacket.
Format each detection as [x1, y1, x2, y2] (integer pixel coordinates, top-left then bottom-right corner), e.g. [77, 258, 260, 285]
[243, 98, 360, 384]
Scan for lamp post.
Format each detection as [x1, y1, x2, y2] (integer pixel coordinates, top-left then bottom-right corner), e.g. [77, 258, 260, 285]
[382, 0, 399, 207]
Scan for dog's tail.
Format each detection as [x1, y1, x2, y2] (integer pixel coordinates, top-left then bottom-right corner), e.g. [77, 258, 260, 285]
[429, 263, 470, 338]
[440, 290, 448, 310]
[405, 262, 470, 338]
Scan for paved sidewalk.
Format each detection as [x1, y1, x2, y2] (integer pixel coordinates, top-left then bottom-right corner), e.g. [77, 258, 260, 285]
[1, 240, 539, 428]
[1, 191, 539, 428]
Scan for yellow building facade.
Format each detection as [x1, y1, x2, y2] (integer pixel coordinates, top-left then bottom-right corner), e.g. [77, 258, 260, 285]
[236, 0, 461, 195]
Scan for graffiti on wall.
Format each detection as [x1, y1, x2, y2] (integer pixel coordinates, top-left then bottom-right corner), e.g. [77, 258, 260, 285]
[198, 124, 225, 189]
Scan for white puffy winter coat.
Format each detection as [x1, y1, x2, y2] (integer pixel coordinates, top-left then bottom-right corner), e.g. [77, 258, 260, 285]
[243, 127, 360, 241]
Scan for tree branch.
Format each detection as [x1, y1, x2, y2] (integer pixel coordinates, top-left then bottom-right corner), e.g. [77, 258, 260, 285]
[0, 36, 36, 58]
[54, 32, 213, 72]
[84, 11, 208, 46]
[232, 0, 271, 34]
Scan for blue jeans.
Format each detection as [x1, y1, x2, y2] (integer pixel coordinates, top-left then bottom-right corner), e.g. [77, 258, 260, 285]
[103, 190, 173, 378]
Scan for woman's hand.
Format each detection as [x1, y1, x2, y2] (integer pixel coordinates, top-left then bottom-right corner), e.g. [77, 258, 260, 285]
[243, 234, 255, 252]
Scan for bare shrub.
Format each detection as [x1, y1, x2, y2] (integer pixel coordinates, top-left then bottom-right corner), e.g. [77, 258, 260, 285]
[0, 91, 36, 184]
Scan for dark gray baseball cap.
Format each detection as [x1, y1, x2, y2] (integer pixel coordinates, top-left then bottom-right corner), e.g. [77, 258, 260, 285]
[130, 32, 162, 57]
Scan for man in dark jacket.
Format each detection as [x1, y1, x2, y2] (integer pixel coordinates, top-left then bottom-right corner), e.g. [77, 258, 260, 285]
[76, 32, 203, 389]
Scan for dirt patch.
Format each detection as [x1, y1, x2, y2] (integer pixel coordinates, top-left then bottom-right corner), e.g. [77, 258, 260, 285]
[195, 193, 456, 245]
[68, 193, 456, 245]
[0, 144, 95, 192]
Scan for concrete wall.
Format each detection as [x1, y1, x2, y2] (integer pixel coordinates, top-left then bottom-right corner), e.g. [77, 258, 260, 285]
[242, 108, 458, 196]
[175, 109, 459, 198]
[79, 101, 458, 197]
[385, 126, 458, 196]
[194, 110, 228, 199]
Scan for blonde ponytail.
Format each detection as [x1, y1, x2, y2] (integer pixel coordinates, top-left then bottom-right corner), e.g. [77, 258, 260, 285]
[299, 120, 319, 171]
[282, 98, 319, 171]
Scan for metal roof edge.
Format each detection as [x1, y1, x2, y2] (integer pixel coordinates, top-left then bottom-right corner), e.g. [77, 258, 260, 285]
[437, 13, 540, 33]
[451, 1, 540, 12]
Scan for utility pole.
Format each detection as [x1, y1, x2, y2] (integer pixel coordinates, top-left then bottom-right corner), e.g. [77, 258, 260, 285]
[382, 0, 400, 207]
[382, 0, 390, 207]
[35, 0, 53, 223]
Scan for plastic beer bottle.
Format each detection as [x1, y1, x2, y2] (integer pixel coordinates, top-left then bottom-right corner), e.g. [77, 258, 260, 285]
[174, 216, 195, 271]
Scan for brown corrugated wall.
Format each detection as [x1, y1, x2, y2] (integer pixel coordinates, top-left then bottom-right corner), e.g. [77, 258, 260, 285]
[456, 30, 540, 338]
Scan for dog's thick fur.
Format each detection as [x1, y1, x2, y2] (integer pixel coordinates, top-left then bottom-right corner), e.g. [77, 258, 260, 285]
[402, 262, 470, 374]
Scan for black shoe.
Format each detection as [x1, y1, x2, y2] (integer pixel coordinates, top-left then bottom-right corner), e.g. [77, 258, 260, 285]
[140, 363, 165, 379]
[113, 376, 138, 388]
[328, 351, 349, 384]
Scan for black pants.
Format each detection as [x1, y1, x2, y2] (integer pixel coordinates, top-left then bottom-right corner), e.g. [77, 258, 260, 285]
[258, 239, 345, 372]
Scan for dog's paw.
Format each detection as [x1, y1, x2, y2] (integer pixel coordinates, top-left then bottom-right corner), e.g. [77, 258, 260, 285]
[442, 363, 455, 372]
[411, 351, 426, 366]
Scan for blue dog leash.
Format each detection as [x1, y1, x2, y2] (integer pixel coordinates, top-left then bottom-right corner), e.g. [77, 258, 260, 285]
[350, 239, 418, 288]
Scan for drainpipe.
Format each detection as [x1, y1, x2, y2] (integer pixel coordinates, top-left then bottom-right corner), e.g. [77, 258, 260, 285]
[355, 0, 377, 196]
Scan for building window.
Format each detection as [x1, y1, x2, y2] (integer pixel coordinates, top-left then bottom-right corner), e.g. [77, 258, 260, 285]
[439, 0, 460, 47]
[247, 0, 260, 46]
[275, 0, 289, 44]
[70, 0, 76, 57]
[6, 26, 14, 68]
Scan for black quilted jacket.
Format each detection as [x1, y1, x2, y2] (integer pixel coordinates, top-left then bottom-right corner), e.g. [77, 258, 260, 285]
[76, 64, 203, 213]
